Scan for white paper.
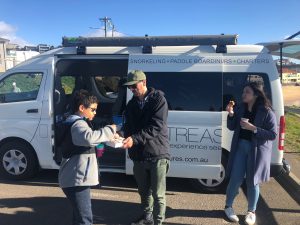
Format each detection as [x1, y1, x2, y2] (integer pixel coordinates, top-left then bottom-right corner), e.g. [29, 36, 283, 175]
[106, 138, 124, 148]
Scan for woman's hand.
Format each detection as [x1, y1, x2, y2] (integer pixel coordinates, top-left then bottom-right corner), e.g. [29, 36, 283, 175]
[240, 120, 257, 131]
[226, 101, 235, 117]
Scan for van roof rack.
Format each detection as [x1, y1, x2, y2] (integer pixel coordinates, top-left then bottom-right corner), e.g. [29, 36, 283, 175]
[62, 34, 238, 54]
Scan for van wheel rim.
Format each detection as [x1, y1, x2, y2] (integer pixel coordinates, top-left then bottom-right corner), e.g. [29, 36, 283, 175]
[3, 150, 27, 175]
[198, 165, 225, 188]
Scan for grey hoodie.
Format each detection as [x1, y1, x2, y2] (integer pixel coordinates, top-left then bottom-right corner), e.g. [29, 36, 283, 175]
[58, 115, 115, 188]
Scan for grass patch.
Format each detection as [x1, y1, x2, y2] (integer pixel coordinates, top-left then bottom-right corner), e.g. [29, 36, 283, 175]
[285, 112, 300, 153]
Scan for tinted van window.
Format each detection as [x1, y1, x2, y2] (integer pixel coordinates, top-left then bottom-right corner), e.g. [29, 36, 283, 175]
[0, 72, 43, 103]
[61, 76, 75, 95]
[146, 72, 222, 111]
[94, 76, 120, 99]
[223, 73, 272, 110]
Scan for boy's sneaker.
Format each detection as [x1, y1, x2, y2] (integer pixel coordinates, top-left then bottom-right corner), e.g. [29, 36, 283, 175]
[245, 211, 256, 225]
[131, 214, 154, 225]
[224, 207, 239, 222]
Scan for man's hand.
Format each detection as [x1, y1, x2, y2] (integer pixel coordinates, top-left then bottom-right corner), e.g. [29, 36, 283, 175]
[122, 136, 134, 149]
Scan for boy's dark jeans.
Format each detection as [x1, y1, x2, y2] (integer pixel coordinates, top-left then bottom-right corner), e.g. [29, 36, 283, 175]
[133, 159, 170, 225]
[63, 186, 93, 225]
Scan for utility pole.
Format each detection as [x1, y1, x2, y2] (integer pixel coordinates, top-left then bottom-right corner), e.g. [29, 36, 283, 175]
[100, 17, 112, 37]
[112, 24, 115, 37]
[90, 17, 115, 37]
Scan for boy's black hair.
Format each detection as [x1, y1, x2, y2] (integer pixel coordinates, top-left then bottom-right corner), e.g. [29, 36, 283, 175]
[72, 89, 99, 113]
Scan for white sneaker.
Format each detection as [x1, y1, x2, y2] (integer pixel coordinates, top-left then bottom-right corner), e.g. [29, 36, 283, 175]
[245, 211, 256, 225]
[224, 207, 239, 222]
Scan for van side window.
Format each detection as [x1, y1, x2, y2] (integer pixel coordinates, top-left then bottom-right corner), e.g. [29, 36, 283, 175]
[146, 72, 223, 111]
[94, 76, 120, 99]
[0, 72, 43, 103]
[61, 76, 75, 95]
[223, 73, 272, 110]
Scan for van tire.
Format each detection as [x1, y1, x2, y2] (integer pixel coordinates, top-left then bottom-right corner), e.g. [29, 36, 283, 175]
[0, 141, 38, 180]
[190, 154, 228, 193]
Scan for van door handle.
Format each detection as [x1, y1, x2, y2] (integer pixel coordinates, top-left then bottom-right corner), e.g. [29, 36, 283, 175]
[26, 109, 39, 113]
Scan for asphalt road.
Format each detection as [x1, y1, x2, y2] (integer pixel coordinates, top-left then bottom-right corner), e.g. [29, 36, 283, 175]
[0, 170, 299, 225]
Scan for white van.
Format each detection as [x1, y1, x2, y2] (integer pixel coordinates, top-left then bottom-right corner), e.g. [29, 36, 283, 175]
[0, 35, 287, 192]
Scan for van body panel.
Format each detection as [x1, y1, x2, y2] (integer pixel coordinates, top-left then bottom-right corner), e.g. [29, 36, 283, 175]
[30, 57, 58, 169]
[0, 44, 285, 181]
[0, 68, 47, 141]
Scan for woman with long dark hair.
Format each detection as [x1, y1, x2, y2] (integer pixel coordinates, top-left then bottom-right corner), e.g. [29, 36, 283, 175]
[224, 82, 277, 225]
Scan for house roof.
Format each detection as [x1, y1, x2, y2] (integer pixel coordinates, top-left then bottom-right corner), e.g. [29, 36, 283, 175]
[281, 68, 297, 74]
[0, 37, 9, 43]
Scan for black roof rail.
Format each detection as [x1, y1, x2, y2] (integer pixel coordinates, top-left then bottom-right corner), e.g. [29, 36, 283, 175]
[62, 34, 238, 54]
[285, 30, 300, 40]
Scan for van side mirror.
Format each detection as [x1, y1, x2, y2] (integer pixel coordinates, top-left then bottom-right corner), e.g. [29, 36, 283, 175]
[0, 81, 5, 88]
[0, 94, 5, 103]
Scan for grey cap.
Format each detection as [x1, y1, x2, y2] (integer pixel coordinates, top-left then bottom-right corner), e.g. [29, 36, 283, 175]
[123, 70, 146, 86]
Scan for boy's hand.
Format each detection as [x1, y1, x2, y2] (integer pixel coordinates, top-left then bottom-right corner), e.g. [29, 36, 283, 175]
[122, 137, 133, 149]
[113, 133, 120, 139]
[110, 124, 117, 133]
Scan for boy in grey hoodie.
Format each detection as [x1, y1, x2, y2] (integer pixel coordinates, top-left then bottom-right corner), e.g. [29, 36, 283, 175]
[59, 90, 117, 225]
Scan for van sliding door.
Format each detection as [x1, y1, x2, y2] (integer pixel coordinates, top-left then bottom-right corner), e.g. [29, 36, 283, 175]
[54, 56, 128, 170]
[126, 54, 223, 180]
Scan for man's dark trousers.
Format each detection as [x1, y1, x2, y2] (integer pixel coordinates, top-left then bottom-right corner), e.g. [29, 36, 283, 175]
[133, 159, 170, 225]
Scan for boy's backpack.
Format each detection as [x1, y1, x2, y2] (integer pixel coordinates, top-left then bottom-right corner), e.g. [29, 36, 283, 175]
[53, 118, 83, 165]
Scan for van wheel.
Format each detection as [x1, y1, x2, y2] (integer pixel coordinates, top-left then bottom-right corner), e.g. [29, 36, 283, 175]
[0, 141, 38, 180]
[190, 154, 228, 193]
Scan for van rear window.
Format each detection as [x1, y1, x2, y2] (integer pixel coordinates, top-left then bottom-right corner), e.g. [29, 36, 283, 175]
[146, 72, 271, 112]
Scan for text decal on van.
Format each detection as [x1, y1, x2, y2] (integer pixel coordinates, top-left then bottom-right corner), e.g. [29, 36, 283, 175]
[129, 56, 270, 66]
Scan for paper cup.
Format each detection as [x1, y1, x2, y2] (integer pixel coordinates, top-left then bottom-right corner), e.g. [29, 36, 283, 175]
[241, 118, 249, 129]
[241, 118, 249, 122]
